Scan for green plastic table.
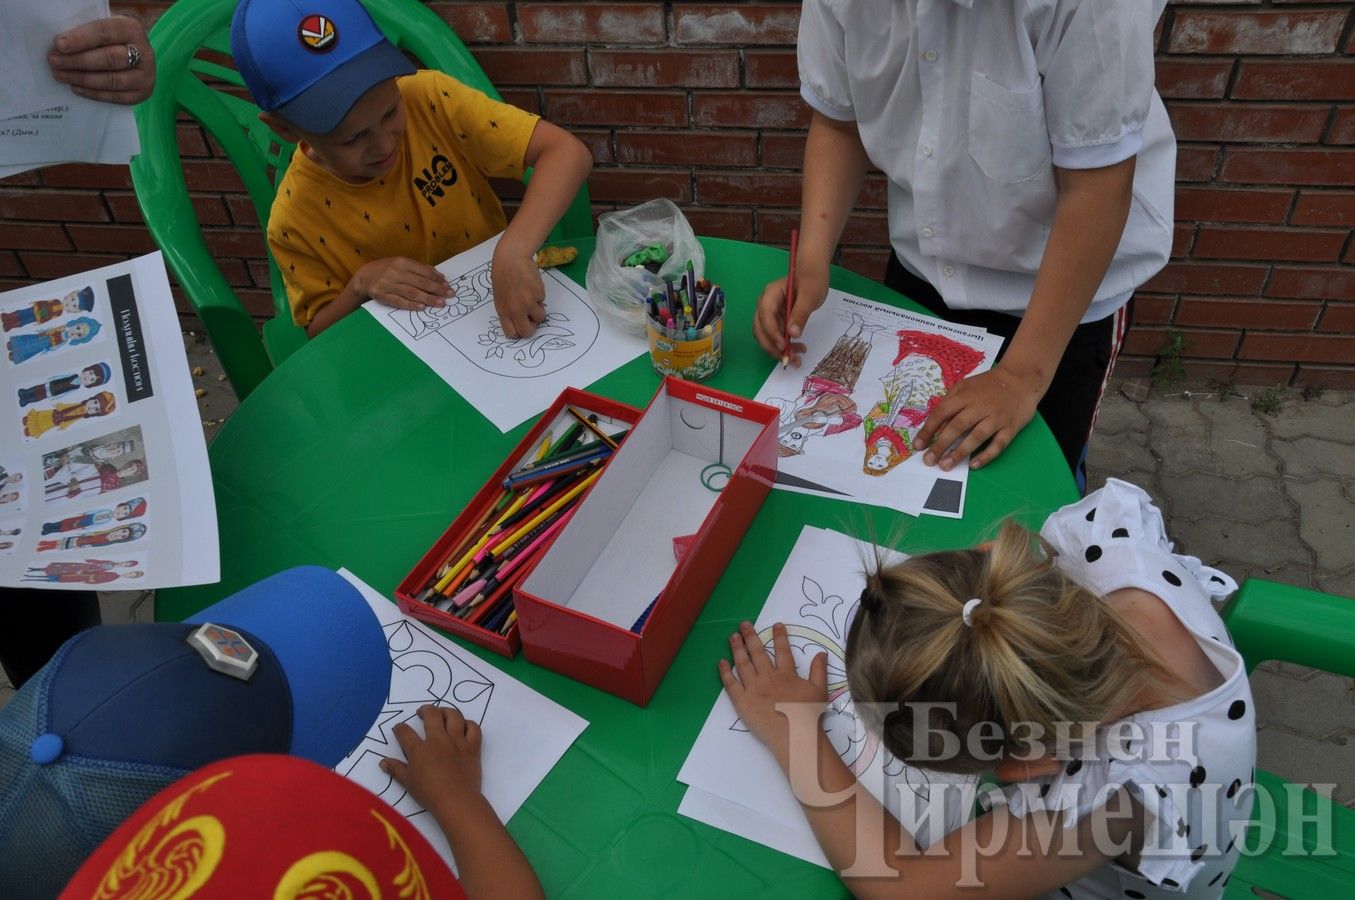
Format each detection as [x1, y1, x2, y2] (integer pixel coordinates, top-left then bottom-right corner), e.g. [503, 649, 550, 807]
[159, 237, 1077, 896]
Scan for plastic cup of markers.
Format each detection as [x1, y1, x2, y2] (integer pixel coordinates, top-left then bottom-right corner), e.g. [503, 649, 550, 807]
[646, 308, 723, 382]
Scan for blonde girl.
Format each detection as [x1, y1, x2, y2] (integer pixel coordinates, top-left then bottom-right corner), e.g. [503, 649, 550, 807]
[721, 480, 1254, 898]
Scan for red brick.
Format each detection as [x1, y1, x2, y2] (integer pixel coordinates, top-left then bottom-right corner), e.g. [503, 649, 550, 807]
[225, 196, 262, 228]
[573, 129, 614, 165]
[0, 190, 108, 223]
[0, 224, 72, 251]
[1266, 267, 1355, 301]
[248, 260, 272, 289]
[1193, 226, 1347, 263]
[104, 191, 233, 228]
[1291, 191, 1355, 227]
[1175, 187, 1293, 224]
[1123, 327, 1241, 359]
[1176, 146, 1221, 182]
[1220, 149, 1355, 186]
[1177, 361, 1297, 387]
[37, 164, 133, 190]
[176, 123, 210, 158]
[18, 252, 123, 278]
[587, 169, 691, 204]
[1168, 11, 1346, 56]
[1142, 262, 1269, 296]
[427, 3, 512, 43]
[0, 251, 22, 277]
[0, 170, 41, 187]
[1155, 59, 1232, 100]
[697, 171, 803, 206]
[838, 247, 890, 281]
[181, 161, 248, 193]
[65, 224, 158, 255]
[590, 50, 739, 89]
[473, 48, 587, 86]
[693, 92, 810, 129]
[761, 132, 806, 169]
[759, 210, 888, 246]
[203, 230, 268, 259]
[1172, 224, 1195, 258]
[673, 5, 800, 46]
[1129, 294, 1175, 325]
[1240, 332, 1355, 364]
[545, 90, 687, 127]
[746, 51, 799, 89]
[518, 4, 665, 44]
[1294, 365, 1355, 390]
[683, 207, 755, 240]
[1317, 303, 1355, 333]
[859, 176, 888, 210]
[1329, 108, 1355, 145]
[1165, 103, 1328, 144]
[1174, 297, 1321, 331]
[1112, 356, 1154, 379]
[615, 131, 758, 167]
[497, 89, 542, 116]
[1232, 60, 1355, 102]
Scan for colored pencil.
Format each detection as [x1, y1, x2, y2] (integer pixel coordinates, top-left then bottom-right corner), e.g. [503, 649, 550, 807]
[566, 406, 619, 450]
[782, 228, 798, 368]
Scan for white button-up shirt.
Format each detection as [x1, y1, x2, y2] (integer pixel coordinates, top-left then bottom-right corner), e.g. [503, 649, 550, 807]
[799, 0, 1175, 323]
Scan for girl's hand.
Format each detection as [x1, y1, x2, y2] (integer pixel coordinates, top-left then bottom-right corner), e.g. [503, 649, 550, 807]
[719, 621, 828, 760]
[381, 705, 484, 817]
[753, 265, 830, 366]
[912, 363, 1044, 471]
[491, 251, 547, 339]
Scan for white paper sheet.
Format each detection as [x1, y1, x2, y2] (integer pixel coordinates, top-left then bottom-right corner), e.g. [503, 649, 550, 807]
[677, 525, 978, 865]
[365, 234, 647, 431]
[755, 291, 1002, 519]
[0, 253, 218, 589]
[335, 570, 588, 873]
[0, 0, 141, 176]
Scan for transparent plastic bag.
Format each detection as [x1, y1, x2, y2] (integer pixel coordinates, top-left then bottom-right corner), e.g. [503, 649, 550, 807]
[586, 199, 704, 333]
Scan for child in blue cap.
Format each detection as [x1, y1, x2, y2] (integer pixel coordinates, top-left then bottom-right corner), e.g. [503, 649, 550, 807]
[232, 0, 593, 339]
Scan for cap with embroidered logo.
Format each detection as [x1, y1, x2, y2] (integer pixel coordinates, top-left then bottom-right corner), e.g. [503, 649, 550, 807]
[231, 0, 416, 135]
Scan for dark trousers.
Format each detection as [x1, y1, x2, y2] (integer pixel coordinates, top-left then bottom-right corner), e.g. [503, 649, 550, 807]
[884, 254, 1129, 490]
[0, 589, 102, 688]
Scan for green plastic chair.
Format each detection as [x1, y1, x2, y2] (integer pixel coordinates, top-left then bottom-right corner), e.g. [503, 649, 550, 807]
[131, 0, 593, 400]
[1220, 579, 1355, 898]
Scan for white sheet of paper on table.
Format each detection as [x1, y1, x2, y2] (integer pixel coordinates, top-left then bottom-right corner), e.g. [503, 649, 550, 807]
[755, 291, 1002, 519]
[363, 233, 647, 432]
[335, 569, 588, 873]
[676, 525, 978, 865]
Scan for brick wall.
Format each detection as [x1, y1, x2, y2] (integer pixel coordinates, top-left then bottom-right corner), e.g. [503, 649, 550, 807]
[1, 1, 1351, 387]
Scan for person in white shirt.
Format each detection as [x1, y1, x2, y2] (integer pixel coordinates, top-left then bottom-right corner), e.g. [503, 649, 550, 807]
[754, 0, 1174, 490]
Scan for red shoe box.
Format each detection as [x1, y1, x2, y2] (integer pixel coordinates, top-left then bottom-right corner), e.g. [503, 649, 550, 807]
[395, 388, 642, 657]
[515, 378, 779, 705]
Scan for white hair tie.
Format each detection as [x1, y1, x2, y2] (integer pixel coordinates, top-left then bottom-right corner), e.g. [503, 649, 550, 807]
[962, 598, 983, 627]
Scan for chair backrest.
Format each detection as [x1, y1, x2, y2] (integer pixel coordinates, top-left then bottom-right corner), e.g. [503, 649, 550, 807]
[1219, 580, 1355, 898]
[131, 0, 592, 399]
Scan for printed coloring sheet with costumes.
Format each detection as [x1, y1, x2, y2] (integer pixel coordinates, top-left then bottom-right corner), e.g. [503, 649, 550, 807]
[336, 570, 587, 873]
[0, 253, 217, 588]
[754, 290, 1002, 518]
[365, 234, 647, 431]
[677, 525, 978, 866]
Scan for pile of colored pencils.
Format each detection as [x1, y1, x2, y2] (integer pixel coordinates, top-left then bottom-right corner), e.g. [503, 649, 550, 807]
[414, 407, 628, 635]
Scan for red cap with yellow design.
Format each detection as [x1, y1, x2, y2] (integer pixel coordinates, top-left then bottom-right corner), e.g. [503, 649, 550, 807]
[60, 754, 466, 900]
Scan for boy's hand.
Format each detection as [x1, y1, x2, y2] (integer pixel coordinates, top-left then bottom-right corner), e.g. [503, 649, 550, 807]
[357, 258, 452, 311]
[381, 705, 484, 815]
[912, 364, 1044, 471]
[753, 266, 829, 366]
[719, 621, 828, 761]
[490, 251, 547, 339]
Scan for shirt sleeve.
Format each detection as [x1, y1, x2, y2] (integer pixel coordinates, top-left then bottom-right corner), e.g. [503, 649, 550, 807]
[268, 213, 339, 328]
[1034, 0, 1158, 169]
[424, 71, 539, 181]
[797, 0, 855, 121]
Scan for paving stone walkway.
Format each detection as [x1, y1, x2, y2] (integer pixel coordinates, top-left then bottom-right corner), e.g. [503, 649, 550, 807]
[4, 337, 1352, 810]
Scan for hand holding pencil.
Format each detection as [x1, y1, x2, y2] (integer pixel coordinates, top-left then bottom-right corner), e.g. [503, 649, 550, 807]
[752, 229, 831, 367]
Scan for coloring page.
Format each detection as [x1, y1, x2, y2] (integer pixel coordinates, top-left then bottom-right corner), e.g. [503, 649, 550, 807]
[0, 254, 216, 589]
[365, 234, 647, 431]
[336, 570, 587, 873]
[755, 290, 1003, 519]
[677, 526, 978, 866]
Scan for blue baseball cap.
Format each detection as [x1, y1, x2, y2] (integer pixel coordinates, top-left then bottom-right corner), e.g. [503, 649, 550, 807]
[0, 566, 391, 897]
[231, 0, 416, 135]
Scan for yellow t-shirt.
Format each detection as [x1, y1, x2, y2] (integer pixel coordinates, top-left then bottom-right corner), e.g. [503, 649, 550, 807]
[268, 70, 540, 327]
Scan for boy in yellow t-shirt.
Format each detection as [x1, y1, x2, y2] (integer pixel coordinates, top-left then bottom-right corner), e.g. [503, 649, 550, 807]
[232, 0, 592, 338]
